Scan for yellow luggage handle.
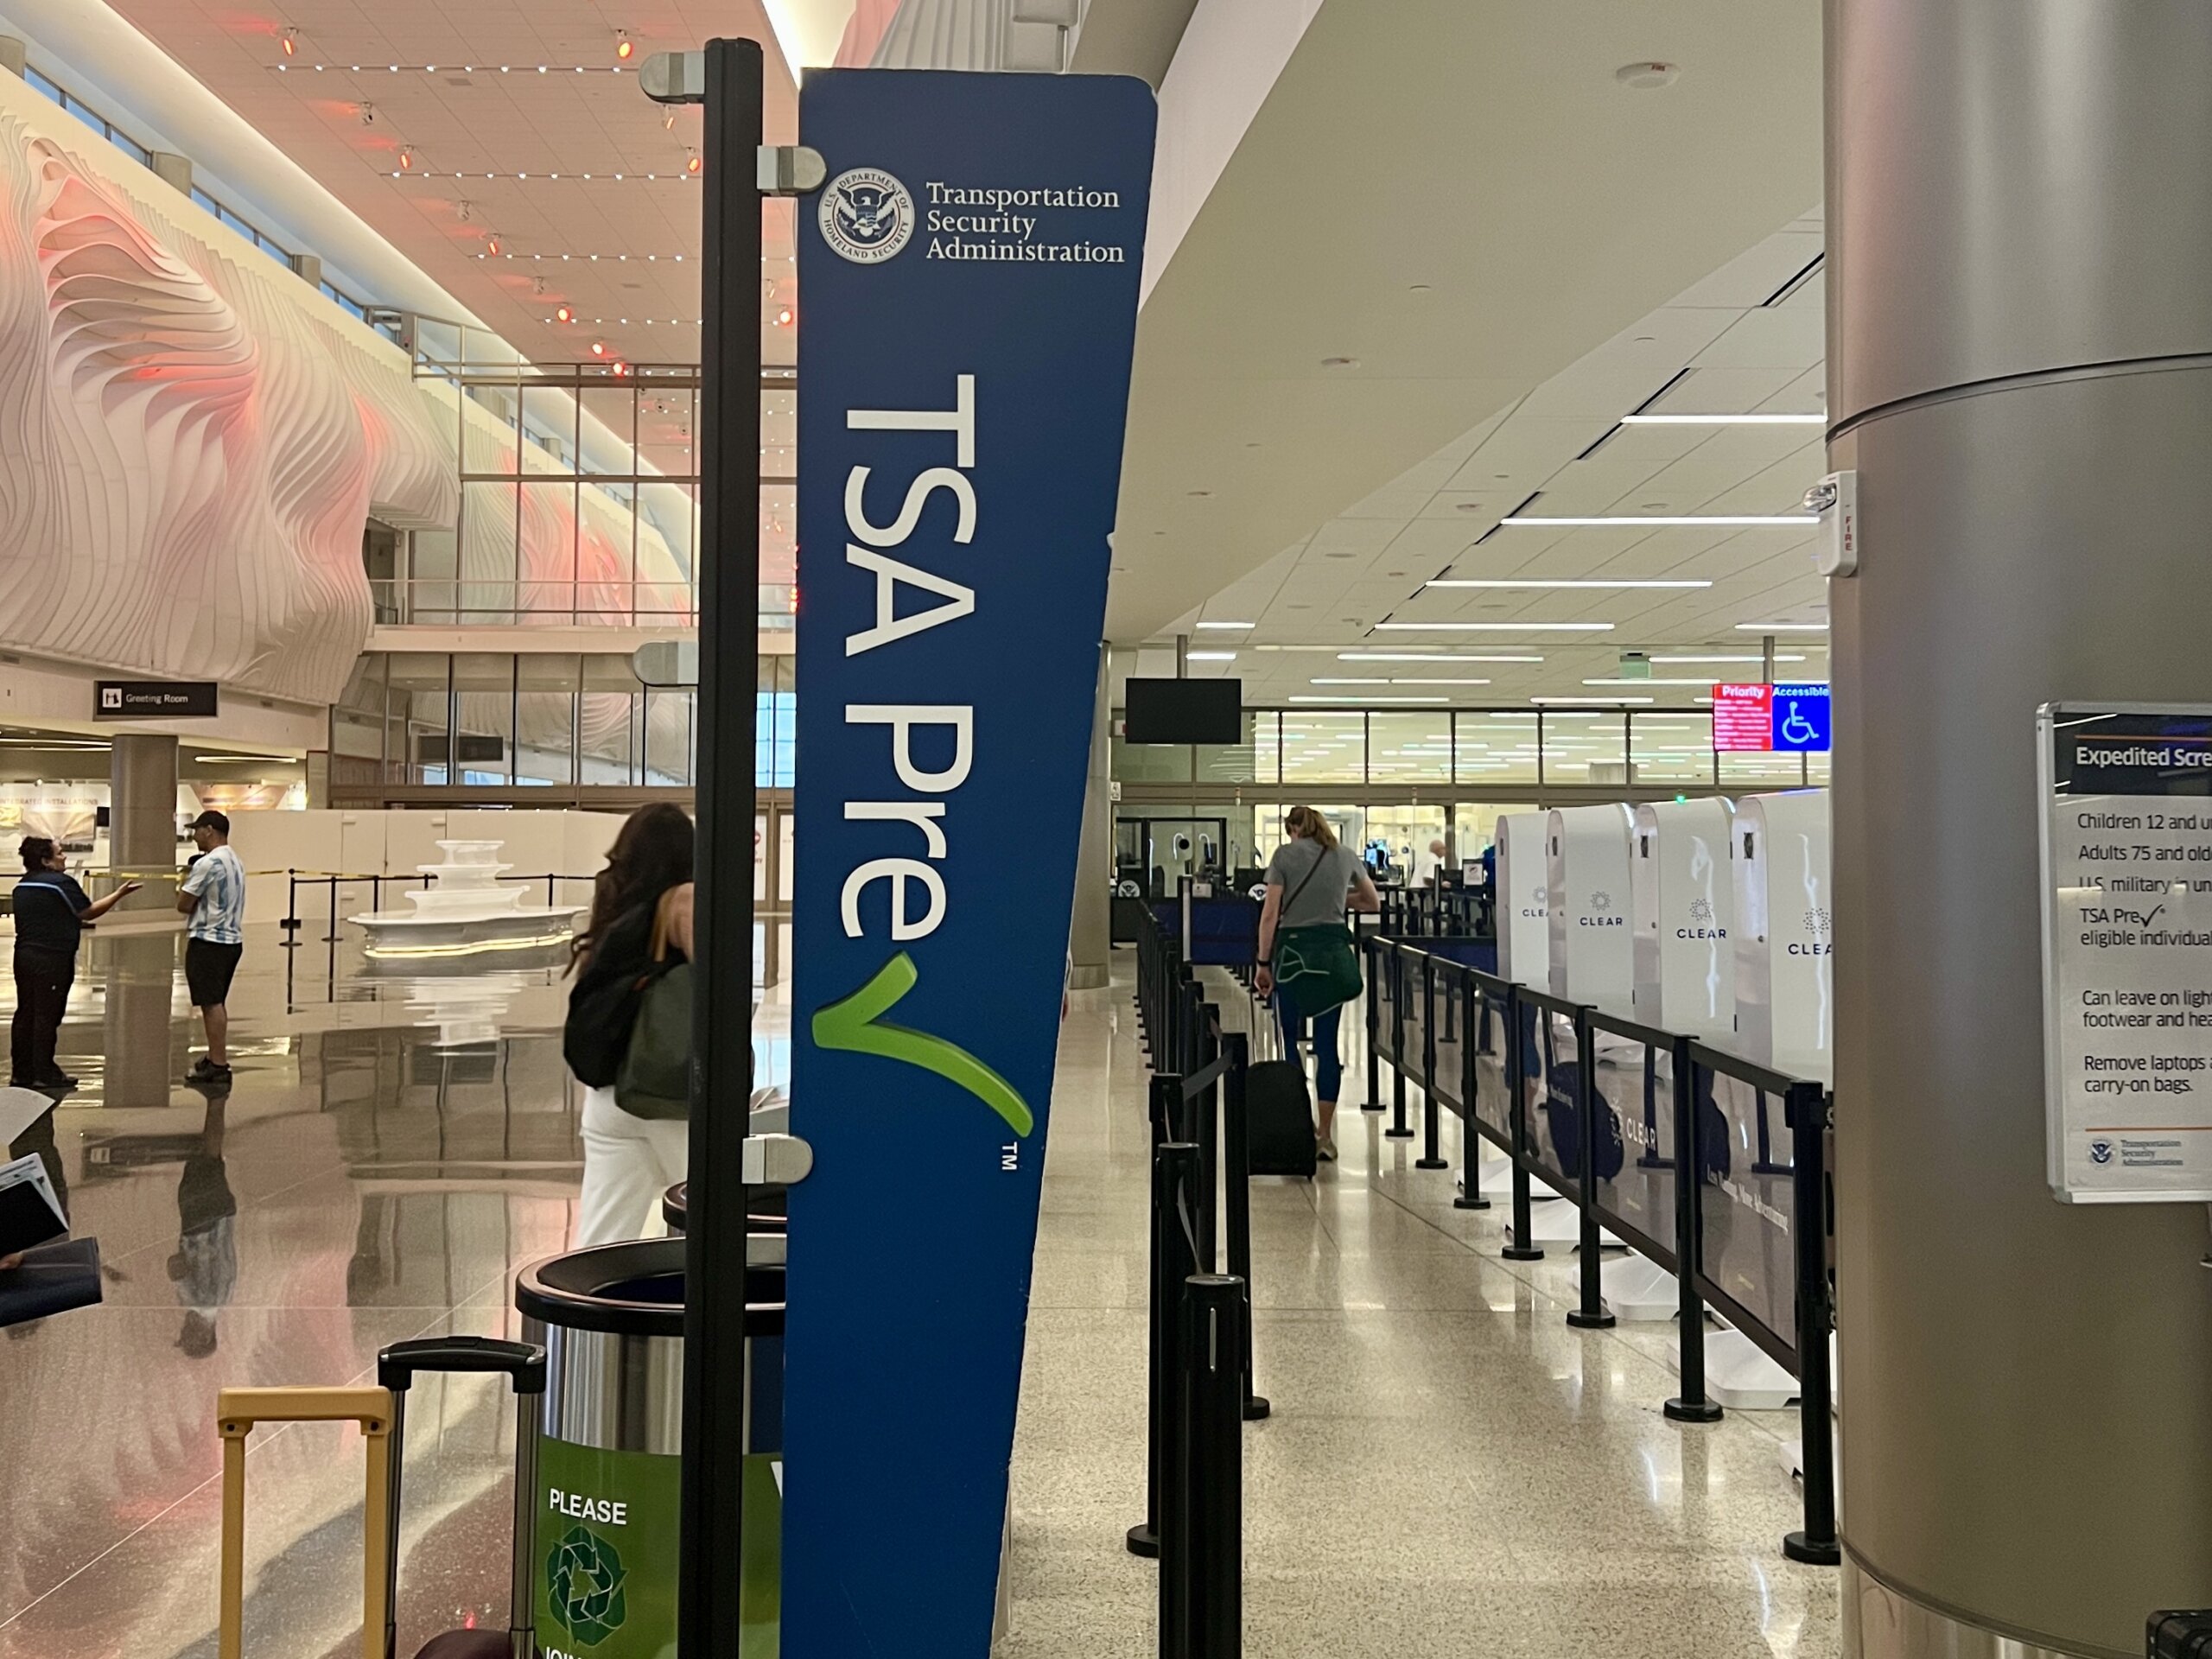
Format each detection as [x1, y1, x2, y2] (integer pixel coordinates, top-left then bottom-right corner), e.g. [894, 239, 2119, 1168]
[216, 1386, 393, 1659]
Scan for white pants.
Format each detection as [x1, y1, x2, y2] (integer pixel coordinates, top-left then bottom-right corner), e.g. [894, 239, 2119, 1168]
[575, 1084, 690, 1248]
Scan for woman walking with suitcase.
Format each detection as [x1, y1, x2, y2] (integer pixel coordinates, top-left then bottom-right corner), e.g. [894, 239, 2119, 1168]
[1253, 806, 1381, 1162]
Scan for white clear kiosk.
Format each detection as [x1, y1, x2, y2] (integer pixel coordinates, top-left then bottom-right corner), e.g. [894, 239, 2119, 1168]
[1546, 804, 1637, 1015]
[1601, 798, 1738, 1319]
[1704, 788, 1832, 1408]
[1484, 814, 1567, 1216]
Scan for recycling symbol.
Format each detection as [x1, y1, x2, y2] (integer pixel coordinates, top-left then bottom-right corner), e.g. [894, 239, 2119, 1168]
[547, 1524, 629, 1645]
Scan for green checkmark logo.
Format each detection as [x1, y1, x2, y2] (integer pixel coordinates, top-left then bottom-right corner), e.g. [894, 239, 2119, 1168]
[810, 952, 1034, 1137]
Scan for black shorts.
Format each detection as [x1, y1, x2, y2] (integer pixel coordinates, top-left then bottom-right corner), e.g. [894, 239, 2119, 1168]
[184, 939, 243, 1008]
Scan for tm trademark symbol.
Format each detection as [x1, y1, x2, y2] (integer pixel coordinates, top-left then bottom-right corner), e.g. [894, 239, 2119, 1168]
[1001, 1141, 1020, 1172]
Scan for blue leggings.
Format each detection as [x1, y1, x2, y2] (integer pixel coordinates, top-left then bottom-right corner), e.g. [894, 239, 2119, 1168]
[1275, 983, 1344, 1103]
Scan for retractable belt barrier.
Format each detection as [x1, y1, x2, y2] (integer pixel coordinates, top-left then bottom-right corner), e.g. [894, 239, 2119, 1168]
[1360, 931, 1840, 1566]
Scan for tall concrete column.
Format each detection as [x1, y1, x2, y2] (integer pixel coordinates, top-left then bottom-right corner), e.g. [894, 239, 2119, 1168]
[1829, 5, 2212, 1655]
[1067, 647, 1112, 990]
[110, 734, 178, 913]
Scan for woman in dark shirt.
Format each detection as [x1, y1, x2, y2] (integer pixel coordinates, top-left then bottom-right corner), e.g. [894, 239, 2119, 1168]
[11, 837, 138, 1090]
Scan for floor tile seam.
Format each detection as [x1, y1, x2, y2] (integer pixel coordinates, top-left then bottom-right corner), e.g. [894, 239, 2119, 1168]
[0, 1274, 513, 1631]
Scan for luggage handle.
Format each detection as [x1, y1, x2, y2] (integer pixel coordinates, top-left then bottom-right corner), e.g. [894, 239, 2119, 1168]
[377, 1338, 543, 1655]
[378, 1334, 547, 1395]
[218, 1387, 393, 1659]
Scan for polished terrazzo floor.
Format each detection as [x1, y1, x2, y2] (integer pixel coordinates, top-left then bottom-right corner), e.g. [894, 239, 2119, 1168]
[0, 931, 1834, 1656]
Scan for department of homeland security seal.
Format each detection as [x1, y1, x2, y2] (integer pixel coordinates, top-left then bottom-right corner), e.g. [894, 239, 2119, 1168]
[820, 168, 915, 264]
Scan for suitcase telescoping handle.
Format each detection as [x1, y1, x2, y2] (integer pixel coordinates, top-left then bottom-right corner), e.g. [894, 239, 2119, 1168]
[378, 1338, 547, 1659]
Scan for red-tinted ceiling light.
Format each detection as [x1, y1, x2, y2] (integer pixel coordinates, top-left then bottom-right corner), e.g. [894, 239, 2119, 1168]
[776, 307, 792, 327]
[486, 235, 500, 255]
[281, 28, 296, 56]
[397, 149, 412, 169]
[613, 360, 629, 376]
[556, 305, 572, 323]
[616, 35, 634, 60]
[590, 340, 606, 357]
[686, 154, 702, 175]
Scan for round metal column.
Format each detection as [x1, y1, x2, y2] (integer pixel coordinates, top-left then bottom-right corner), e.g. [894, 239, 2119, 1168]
[1828, 4, 2212, 1655]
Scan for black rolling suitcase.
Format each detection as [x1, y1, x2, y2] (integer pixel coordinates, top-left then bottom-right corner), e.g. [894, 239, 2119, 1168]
[1245, 1058, 1318, 1178]
[2151, 1612, 2212, 1658]
[378, 1336, 548, 1659]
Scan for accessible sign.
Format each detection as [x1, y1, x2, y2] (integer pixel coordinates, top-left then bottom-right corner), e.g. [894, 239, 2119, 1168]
[1711, 682, 1830, 753]
[782, 69, 1155, 1654]
[2039, 703, 2212, 1201]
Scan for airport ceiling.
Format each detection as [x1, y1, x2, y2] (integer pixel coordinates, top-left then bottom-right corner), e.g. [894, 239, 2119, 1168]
[1107, 0, 1830, 708]
[106, 0, 803, 369]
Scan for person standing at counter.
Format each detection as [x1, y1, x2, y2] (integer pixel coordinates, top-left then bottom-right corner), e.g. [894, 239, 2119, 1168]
[11, 836, 140, 1090]
[1254, 805, 1382, 1163]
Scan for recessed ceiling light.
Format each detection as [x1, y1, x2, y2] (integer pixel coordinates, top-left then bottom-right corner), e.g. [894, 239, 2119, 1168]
[1425, 578, 1711, 590]
[1616, 61, 1679, 89]
[1503, 514, 1816, 528]
[1373, 621, 1614, 632]
[1734, 621, 1829, 632]
[1408, 283, 1432, 292]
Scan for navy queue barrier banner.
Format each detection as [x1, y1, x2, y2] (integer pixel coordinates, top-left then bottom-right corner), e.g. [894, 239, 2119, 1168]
[785, 68, 1157, 1654]
[1359, 931, 1839, 1563]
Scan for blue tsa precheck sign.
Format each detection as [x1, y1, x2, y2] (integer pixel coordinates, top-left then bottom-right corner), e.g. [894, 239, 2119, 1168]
[782, 68, 1156, 1658]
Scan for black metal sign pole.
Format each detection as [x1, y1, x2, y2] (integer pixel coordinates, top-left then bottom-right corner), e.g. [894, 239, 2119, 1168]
[680, 35, 762, 1659]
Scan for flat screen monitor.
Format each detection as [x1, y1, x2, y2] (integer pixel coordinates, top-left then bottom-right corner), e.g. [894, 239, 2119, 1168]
[1123, 677, 1242, 745]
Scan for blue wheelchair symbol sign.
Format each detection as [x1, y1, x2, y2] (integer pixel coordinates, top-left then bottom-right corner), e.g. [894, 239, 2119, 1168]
[1770, 683, 1831, 753]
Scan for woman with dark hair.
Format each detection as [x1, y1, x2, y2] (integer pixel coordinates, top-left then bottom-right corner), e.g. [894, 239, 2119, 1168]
[1254, 806, 1381, 1162]
[12, 836, 139, 1090]
[563, 804, 695, 1244]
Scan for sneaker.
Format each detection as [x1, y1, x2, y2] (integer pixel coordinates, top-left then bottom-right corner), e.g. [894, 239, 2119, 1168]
[1316, 1135, 1338, 1164]
[36, 1072, 76, 1091]
[187, 1058, 232, 1084]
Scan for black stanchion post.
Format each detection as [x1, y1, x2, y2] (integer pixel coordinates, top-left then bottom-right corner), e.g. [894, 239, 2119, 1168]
[1416, 963, 1447, 1169]
[1154, 1142, 1202, 1655]
[1665, 1039, 1722, 1424]
[1362, 940, 1383, 1114]
[1455, 978, 1490, 1210]
[1386, 952, 1414, 1139]
[1128, 1077, 1179, 1560]
[1195, 1007, 1220, 1273]
[281, 870, 301, 945]
[1217, 1033, 1269, 1421]
[1783, 1083, 1840, 1565]
[676, 35, 762, 1659]
[1501, 988, 1544, 1262]
[1179, 1274, 1245, 1659]
[1566, 1008, 1614, 1329]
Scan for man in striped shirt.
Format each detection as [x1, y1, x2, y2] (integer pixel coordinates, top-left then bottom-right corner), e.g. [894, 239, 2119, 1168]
[176, 811, 245, 1084]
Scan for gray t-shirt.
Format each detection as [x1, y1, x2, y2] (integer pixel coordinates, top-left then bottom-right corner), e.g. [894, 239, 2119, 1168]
[1265, 838, 1360, 929]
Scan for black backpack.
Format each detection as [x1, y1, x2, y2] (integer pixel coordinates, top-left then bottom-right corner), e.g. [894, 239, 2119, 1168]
[563, 904, 655, 1087]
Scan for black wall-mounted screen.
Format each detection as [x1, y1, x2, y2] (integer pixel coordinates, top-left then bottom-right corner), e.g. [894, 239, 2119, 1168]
[1124, 677, 1243, 745]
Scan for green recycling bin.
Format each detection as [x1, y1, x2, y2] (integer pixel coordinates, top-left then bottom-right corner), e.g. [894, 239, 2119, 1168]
[516, 1237, 785, 1659]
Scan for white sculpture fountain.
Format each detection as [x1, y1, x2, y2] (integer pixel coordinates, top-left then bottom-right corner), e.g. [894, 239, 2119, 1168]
[351, 840, 585, 959]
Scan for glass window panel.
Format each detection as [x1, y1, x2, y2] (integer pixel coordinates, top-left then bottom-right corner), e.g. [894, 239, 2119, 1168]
[570, 479, 631, 623]
[759, 483, 796, 595]
[26, 68, 62, 105]
[1364, 804, 1448, 880]
[458, 481, 521, 620]
[644, 690, 696, 786]
[451, 654, 515, 785]
[518, 385, 577, 474]
[1109, 730, 1193, 785]
[389, 653, 450, 785]
[1719, 748, 1808, 788]
[191, 187, 220, 216]
[638, 480, 695, 620]
[515, 654, 580, 787]
[1452, 804, 1532, 867]
[1366, 711, 1452, 786]
[461, 381, 523, 474]
[755, 655, 797, 789]
[637, 385, 696, 480]
[1629, 712, 1717, 786]
[761, 389, 797, 480]
[1196, 709, 1270, 785]
[581, 656, 642, 785]
[1278, 712, 1366, 784]
[112, 133, 149, 167]
[219, 206, 254, 239]
[1805, 750, 1830, 785]
[63, 95, 105, 137]
[1540, 711, 1629, 785]
[1452, 711, 1540, 784]
[581, 386, 638, 475]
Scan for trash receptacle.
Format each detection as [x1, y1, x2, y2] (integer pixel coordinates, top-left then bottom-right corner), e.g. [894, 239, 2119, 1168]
[517, 1238, 785, 1659]
[661, 1180, 787, 1236]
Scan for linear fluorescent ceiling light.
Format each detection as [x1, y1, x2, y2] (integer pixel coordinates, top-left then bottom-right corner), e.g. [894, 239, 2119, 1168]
[1372, 622, 1614, 632]
[1311, 677, 1492, 687]
[1733, 622, 1829, 632]
[1193, 620, 1253, 630]
[1338, 652, 1544, 664]
[1581, 677, 1736, 687]
[1650, 653, 1808, 664]
[1503, 514, 1816, 528]
[1289, 695, 1449, 704]
[1425, 578, 1711, 590]
[1619, 413, 1826, 425]
[1530, 696, 1653, 705]
[1185, 651, 1237, 661]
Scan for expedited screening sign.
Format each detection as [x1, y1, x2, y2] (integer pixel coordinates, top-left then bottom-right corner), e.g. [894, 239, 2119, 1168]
[2038, 703, 2212, 1201]
[783, 70, 1155, 1655]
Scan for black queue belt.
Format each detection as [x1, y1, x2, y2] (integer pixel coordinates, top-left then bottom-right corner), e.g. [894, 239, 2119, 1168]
[1359, 931, 1840, 1567]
